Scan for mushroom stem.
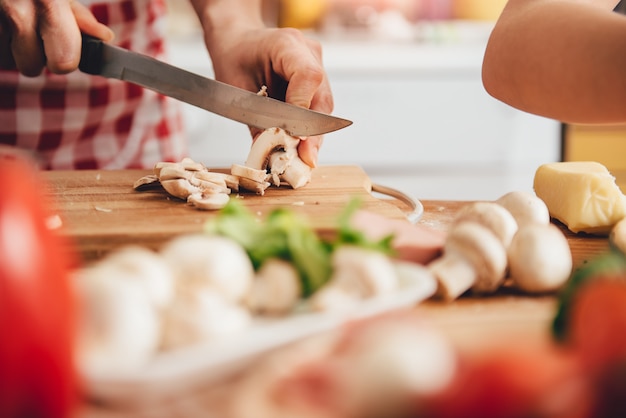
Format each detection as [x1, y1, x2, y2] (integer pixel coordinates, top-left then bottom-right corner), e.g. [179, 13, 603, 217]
[428, 255, 478, 301]
[428, 222, 507, 301]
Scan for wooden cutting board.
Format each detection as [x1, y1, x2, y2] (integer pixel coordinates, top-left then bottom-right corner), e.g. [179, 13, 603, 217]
[44, 165, 411, 262]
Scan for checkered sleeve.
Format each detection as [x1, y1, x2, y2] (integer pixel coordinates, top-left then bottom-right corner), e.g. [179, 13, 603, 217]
[0, 0, 187, 170]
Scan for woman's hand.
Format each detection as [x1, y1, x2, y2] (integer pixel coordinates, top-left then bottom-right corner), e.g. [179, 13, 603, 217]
[193, 0, 334, 168]
[0, 0, 113, 76]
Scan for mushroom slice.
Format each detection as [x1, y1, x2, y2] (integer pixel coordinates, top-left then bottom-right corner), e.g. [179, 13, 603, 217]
[280, 156, 312, 190]
[245, 127, 312, 189]
[231, 163, 270, 184]
[161, 178, 200, 200]
[245, 127, 301, 170]
[188, 192, 230, 210]
[267, 150, 294, 186]
[238, 177, 271, 195]
[193, 171, 230, 188]
[153, 161, 181, 177]
[180, 157, 206, 172]
[133, 174, 161, 191]
[189, 175, 231, 195]
[158, 165, 191, 182]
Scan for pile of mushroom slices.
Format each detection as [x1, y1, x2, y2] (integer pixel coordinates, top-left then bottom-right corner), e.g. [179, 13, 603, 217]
[134, 128, 312, 210]
[427, 191, 573, 301]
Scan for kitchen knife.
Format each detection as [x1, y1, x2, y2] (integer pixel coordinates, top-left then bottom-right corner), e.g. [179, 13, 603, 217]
[78, 35, 352, 137]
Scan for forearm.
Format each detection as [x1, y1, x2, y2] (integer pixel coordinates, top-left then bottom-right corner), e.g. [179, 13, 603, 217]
[482, 0, 626, 123]
[188, 0, 265, 53]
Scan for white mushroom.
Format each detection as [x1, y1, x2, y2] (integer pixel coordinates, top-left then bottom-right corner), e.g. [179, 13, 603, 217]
[147, 159, 232, 210]
[428, 222, 507, 301]
[310, 245, 398, 311]
[160, 234, 254, 304]
[158, 234, 255, 348]
[246, 258, 302, 315]
[245, 127, 301, 170]
[452, 201, 518, 248]
[231, 163, 271, 195]
[495, 190, 550, 227]
[162, 289, 251, 349]
[610, 217, 626, 255]
[180, 157, 206, 171]
[98, 245, 175, 309]
[188, 191, 231, 210]
[508, 223, 573, 293]
[280, 155, 314, 190]
[160, 178, 198, 200]
[73, 265, 161, 376]
[243, 127, 312, 190]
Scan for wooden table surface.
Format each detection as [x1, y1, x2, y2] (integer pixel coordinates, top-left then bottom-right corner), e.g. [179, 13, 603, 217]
[43, 165, 611, 342]
[43, 165, 613, 415]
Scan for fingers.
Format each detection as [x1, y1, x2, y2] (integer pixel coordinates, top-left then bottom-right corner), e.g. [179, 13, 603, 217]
[0, 0, 113, 76]
[274, 28, 334, 115]
[38, 0, 82, 73]
[298, 135, 323, 168]
[70, 1, 114, 41]
[0, 0, 46, 76]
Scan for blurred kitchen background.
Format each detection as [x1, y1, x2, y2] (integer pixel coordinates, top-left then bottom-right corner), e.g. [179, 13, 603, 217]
[163, 0, 563, 200]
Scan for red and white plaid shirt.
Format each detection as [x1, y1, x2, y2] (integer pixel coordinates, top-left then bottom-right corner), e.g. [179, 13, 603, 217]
[0, 0, 186, 169]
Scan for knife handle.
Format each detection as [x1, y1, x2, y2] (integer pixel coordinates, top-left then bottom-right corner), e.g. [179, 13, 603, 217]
[79, 34, 104, 75]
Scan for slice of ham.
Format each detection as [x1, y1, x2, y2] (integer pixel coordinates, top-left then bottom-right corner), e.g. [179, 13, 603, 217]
[349, 210, 446, 265]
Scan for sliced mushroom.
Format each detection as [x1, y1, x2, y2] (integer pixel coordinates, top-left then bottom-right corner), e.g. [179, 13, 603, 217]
[238, 177, 271, 196]
[188, 192, 231, 210]
[133, 174, 160, 191]
[158, 165, 191, 182]
[508, 223, 573, 293]
[180, 157, 206, 171]
[161, 178, 199, 200]
[428, 222, 507, 301]
[280, 155, 313, 190]
[154, 161, 182, 178]
[453, 201, 518, 248]
[231, 163, 270, 184]
[245, 127, 301, 170]
[242, 127, 312, 190]
[495, 191, 550, 227]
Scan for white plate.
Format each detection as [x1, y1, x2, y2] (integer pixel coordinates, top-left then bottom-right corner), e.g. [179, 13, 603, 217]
[83, 266, 437, 406]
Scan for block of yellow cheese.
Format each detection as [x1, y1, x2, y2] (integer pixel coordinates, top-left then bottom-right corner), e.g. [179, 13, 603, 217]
[534, 161, 626, 235]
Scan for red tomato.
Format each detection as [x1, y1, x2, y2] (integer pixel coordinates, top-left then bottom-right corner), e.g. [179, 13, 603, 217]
[420, 342, 591, 418]
[568, 276, 626, 374]
[0, 158, 78, 417]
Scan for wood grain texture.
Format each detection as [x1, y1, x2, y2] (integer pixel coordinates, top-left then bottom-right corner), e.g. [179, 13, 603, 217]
[44, 165, 409, 262]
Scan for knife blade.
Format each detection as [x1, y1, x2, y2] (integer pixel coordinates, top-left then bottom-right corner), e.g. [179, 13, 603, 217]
[78, 35, 352, 137]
